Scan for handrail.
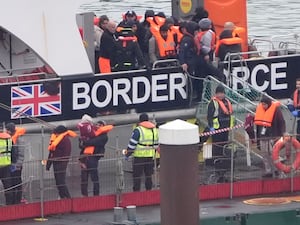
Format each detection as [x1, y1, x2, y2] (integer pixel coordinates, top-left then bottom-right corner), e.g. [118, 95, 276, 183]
[152, 59, 180, 69]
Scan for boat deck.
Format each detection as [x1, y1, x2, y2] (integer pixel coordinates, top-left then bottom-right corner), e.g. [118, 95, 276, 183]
[3, 196, 300, 225]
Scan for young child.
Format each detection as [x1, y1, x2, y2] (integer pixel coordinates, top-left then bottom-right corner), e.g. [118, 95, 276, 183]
[77, 114, 97, 142]
[77, 114, 97, 168]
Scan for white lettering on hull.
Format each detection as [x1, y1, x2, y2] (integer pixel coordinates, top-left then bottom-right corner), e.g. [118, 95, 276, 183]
[230, 62, 288, 91]
[72, 73, 187, 110]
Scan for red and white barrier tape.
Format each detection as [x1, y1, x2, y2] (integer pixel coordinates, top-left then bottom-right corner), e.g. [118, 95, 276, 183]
[199, 123, 245, 137]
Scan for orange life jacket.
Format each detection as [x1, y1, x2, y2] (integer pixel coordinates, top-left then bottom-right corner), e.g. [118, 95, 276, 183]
[194, 30, 216, 55]
[215, 37, 242, 56]
[153, 30, 176, 58]
[138, 121, 156, 129]
[147, 16, 166, 35]
[212, 97, 233, 115]
[0, 133, 11, 139]
[11, 127, 26, 144]
[94, 17, 100, 26]
[293, 89, 300, 108]
[170, 25, 183, 43]
[254, 102, 280, 127]
[83, 125, 114, 155]
[118, 36, 137, 47]
[48, 130, 77, 151]
[99, 57, 111, 74]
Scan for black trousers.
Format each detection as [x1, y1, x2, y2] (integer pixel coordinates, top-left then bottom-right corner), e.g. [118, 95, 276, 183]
[203, 128, 229, 168]
[53, 161, 71, 199]
[297, 120, 300, 142]
[81, 156, 99, 196]
[11, 168, 23, 204]
[0, 166, 13, 205]
[132, 157, 154, 192]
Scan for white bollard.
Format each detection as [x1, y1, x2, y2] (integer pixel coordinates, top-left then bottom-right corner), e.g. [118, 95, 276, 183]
[126, 205, 137, 222]
[113, 207, 124, 222]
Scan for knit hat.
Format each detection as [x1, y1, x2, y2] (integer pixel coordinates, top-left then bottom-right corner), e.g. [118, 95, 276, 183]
[215, 85, 225, 94]
[144, 10, 154, 18]
[5, 122, 15, 133]
[53, 125, 68, 134]
[198, 18, 211, 30]
[139, 113, 149, 122]
[97, 120, 106, 126]
[125, 10, 136, 17]
[261, 96, 272, 106]
[81, 114, 93, 123]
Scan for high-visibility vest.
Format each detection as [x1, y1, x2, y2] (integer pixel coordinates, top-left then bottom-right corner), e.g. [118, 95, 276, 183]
[293, 89, 300, 108]
[83, 125, 114, 155]
[254, 102, 280, 127]
[211, 97, 234, 129]
[48, 130, 77, 151]
[0, 133, 12, 167]
[152, 30, 176, 58]
[11, 127, 26, 144]
[133, 125, 159, 158]
[194, 30, 216, 55]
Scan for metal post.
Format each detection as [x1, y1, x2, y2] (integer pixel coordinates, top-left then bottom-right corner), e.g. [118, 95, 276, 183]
[152, 114, 159, 188]
[245, 131, 251, 167]
[35, 126, 48, 221]
[159, 119, 199, 225]
[230, 130, 234, 199]
[115, 136, 124, 207]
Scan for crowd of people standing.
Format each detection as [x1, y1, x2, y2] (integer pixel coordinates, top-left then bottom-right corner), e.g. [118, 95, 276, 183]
[91, 7, 243, 100]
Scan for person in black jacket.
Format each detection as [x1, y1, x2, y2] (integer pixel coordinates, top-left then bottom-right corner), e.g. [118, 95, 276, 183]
[178, 21, 199, 101]
[99, 21, 117, 73]
[79, 121, 110, 196]
[113, 22, 145, 71]
[47, 125, 76, 199]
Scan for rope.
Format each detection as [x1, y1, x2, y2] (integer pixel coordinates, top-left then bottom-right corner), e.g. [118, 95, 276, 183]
[0, 102, 54, 129]
[199, 123, 245, 137]
[0, 175, 33, 193]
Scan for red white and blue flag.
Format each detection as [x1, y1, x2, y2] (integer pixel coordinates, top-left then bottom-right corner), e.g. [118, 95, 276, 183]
[11, 84, 61, 119]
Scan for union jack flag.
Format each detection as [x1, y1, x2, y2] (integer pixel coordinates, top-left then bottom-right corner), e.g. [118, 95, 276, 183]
[11, 84, 61, 119]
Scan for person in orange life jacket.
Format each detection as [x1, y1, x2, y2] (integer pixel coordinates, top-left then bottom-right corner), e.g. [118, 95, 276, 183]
[215, 22, 242, 62]
[254, 96, 285, 178]
[195, 18, 226, 82]
[178, 21, 199, 100]
[94, 15, 109, 74]
[125, 113, 159, 192]
[149, 24, 177, 67]
[147, 12, 166, 36]
[99, 21, 117, 73]
[165, 17, 182, 50]
[118, 11, 145, 51]
[203, 85, 233, 183]
[6, 123, 26, 204]
[47, 125, 77, 199]
[79, 120, 113, 196]
[206, 85, 233, 154]
[287, 78, 300, 141]
[113, 21, 145, 72]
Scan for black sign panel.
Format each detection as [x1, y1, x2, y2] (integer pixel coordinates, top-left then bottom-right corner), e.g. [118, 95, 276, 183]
[227, 55, 300, 99]
[0, 67, 188, 123]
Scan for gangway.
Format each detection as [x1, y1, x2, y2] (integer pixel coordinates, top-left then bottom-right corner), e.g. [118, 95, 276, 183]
[194, 75, 294, 169]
